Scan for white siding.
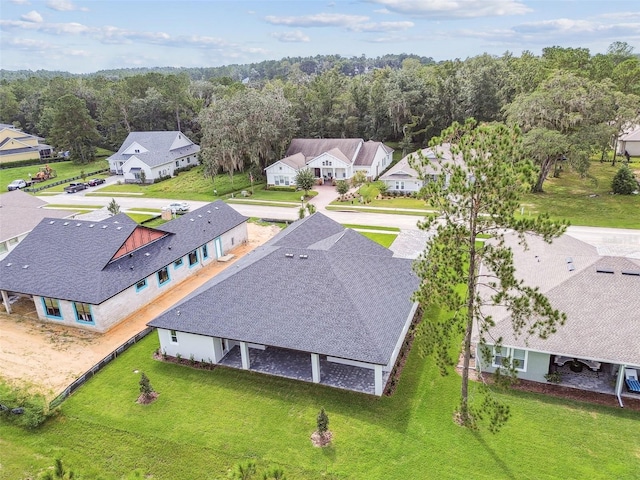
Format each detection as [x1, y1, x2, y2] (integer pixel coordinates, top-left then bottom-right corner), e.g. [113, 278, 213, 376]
[266, 162, 298, 186]
[157, 329, 216, 363]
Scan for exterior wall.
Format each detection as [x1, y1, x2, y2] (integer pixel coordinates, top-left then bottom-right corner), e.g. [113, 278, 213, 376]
[266, 162, 298, 186]
[382, 178, 423, 193]
[621, 140, 640, 156]
[0, 150, 41, 163]
[122, 157, 152, 183]
[34, 296, 102, 331]
[477, 344, 551, 384]
[219, 222, 248, 256]
[307, 153, 351, 180]
[368, 147, 393, 179]
[157, 329, 216, 362]
[385, 302, 419, 372]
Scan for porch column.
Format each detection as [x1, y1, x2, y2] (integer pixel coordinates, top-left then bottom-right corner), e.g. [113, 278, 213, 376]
[374, 364, 383, 396]
[240, 341, 250, 370]
[311, 353, 321, 383]
[1, 290, 12, 314]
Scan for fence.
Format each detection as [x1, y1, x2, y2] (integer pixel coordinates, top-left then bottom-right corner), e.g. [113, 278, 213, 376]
[24, 168, 110, 193]
[48, 326, 154, 409]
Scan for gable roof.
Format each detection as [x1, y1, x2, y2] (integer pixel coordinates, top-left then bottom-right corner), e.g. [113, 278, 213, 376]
[380, 144, 456, 181]
[480, 233, 640, 367]
[354, 140, 390, 166]
[0, 190, 71, 241]
[148, 213, 418, 365]
[621, 127, 640, 142]
[285, 138, 363, 161]
[108, 131, 200, 169]
[0, 201, 247, 304]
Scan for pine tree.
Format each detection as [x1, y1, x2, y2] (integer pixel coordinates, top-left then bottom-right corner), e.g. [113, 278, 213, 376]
[316, 408, 329, 437]
[611, 164, 638, 194]
[139, 372, 154, 400]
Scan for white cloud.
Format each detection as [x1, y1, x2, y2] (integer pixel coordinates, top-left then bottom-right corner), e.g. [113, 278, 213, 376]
[265, 13, 370, 28]
[374, 8, 392, 14]
[349, 21, 414, 32]
[366, 0, 531, 18]
[4, 37, 53, 50]
[270, 30, 311, 43]
[21, 10, 43, 23]
[46, 0, 88, 12]
[10, 0, 31, 5]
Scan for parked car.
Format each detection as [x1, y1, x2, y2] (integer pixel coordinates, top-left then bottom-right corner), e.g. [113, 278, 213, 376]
[7, 179, 28, 191]
[87, 178, 105, 186]
[64, 182, 88, 193]
[165, 202, 190, 214]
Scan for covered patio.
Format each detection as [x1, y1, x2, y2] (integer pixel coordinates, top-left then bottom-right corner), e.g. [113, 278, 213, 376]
[552, 362, 640, 404]
[219, 345, 389, 396]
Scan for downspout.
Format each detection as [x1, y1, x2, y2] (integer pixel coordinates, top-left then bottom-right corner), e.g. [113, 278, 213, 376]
[615, 364, 625, 408]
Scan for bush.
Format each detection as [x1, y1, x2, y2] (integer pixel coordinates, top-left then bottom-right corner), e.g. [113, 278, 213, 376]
[267, 186, 296, 192]
[611, 165, 638, 194]
[0, 384, 52, 429]
[316, 407, 329, 436]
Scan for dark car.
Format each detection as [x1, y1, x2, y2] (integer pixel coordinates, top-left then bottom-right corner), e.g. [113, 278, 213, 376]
[64, 182, 88, 193]
[87, 178, 105, 186]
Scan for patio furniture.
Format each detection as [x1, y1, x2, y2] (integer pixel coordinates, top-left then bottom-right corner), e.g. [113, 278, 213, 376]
[625, 368, 640, 393]
[554, 355, 601, 372]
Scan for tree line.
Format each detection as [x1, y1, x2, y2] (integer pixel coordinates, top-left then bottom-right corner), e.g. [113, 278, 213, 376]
[1, 43, 638, 191]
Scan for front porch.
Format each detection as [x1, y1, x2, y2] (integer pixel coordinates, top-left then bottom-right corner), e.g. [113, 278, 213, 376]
[218, 345, 389, 396]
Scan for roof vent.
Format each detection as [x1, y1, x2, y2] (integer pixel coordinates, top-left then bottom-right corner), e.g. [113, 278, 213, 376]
[76, 223, 82, 227]
[63, 222, 69, 226]
[567, 263, 575, 272]
[117, 226, 122, 230]
[285, 253, 294, 258]
[145, 253, 150, 257]
[130, 266, 134, 270]
[49, 221, 55, 225]
[299, 254, 308, 259]
[215, 207, 219, 210]
[190, 218, 194, 222]
[89, 224, 94, 228]
[198, 214, 202, 218]
[565, 257, 573, 263]
[621, 270, 640, 276]
[596, 267, 614, 274]
[114, 221, 119, 224]
[102, 225, 108, 229]
[6, 263, 12, 267]
[22, 265, 29, 269]
[207, 210, 211, 213]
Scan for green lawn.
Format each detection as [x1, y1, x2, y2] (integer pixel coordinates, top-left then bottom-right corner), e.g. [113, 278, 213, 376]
[359, 232, 397, 247]
[2, 332, 639, 480]
[342, 224, 401, 232]
[331, 195, 428, 210]
[522, 160, 640, 228]
[0, 159, 110, 191]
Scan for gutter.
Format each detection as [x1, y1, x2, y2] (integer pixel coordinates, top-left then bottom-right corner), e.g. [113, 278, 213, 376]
[615, 364, 626, 408]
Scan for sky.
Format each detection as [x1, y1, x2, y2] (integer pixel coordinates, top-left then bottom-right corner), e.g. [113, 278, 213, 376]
[1, 0, 639, 74]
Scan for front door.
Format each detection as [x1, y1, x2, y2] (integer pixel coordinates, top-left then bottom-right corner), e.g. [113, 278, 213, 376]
[214, 237, 223, 258]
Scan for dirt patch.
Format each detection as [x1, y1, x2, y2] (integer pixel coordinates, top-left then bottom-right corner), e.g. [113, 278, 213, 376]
[310, 431, 333, 447]
[0, 222, 281, 399]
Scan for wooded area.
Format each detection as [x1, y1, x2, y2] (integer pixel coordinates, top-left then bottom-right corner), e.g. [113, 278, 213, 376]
[1, 43, 639, 191]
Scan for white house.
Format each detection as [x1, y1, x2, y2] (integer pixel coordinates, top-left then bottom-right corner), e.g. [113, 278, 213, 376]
[379, 144, 458, 193]
[617, 126, 640, 157]
[107, 131, 200, 183]
[0, 201, 247, 333]
[148, 213, 420, 396]
[0, 190, 71, 260]
[475, 233, 640, 407]
[265, 138, 393, 186]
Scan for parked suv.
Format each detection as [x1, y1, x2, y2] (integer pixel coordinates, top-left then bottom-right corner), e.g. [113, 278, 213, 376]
[7, 179, 28, 191]
[87, 178, 105, 187]
[64, 182, 88, 193]
[165, 202, 190, 214]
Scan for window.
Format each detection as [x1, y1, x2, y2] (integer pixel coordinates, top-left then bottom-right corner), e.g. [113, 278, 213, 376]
[202, 244, 208, 259]
[174, 258, 184, 268]
[188, 250, 198, 267]
[42, 297, 61, 318]
[74, 302, 93, 323]
[492, 346, 527, 372]
[274, 175, 290, 186]
[170, 330, 178, 343]
[231, 237, 234, 246]
[8, 237, 18, 245]
[187, 158, 191, 164]
[136, 279, 147, 292]
[157, 266, 170, 285]
[0, 242, 7, 254]
[395, 181, 405, 190]
[176, 161, 179, 167]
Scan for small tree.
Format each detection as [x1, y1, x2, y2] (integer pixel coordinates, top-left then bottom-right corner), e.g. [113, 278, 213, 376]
[316, 407, 329, 438]
[351, 170, 367, 188]
[336, 179, 349, 199]
[262, 467, 286, 480]
[306, 203, 316, 215]
[295, 168, 315, 197]
[139, 169, 147, 184]
[298, 206, 306, 220]
[138, 372, 155, 401]
[107, 198, 120, 216]
[231, 461, 256, 480]
[611, 164, 638, 194]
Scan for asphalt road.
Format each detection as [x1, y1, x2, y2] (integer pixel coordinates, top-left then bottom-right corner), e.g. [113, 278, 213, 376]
[41, 178, 640, 257]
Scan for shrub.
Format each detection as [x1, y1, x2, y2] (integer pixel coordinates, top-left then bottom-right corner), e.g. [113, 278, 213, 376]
[316, 407, 329, 437]
[139, 372, 155, 400]
[0, 384, 52, 429]
[611, 165, 638, 194]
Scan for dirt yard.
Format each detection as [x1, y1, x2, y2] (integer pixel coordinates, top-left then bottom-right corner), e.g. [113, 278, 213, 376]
[0, 222, 281, 399]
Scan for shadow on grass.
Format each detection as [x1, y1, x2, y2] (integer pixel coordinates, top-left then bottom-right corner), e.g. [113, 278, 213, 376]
[472, 431, 516, 480]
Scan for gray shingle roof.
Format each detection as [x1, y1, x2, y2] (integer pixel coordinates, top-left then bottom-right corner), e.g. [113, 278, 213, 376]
[480, 233, 640, 367]
[108, 131, 200, 168]
[0, 201, 246, 304]
[148, 213, 419, 365]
